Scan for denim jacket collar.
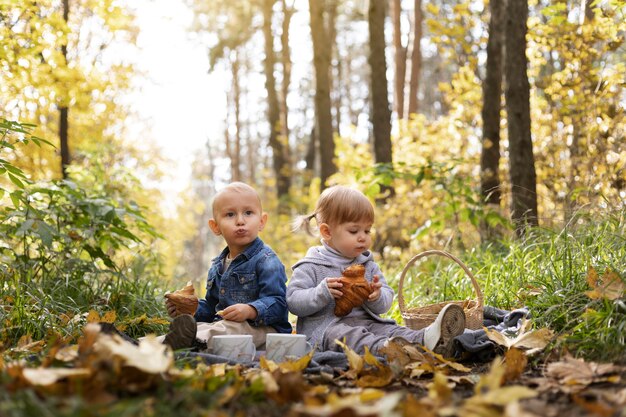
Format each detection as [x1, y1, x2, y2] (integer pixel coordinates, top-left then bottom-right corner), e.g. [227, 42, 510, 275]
[213, 237, 264, 264]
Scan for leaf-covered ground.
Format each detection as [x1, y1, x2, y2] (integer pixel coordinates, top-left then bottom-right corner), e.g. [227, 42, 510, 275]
[2, 321, 625, 417]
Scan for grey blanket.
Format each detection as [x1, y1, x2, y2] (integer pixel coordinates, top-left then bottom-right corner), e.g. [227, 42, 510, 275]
[175, 305, 529, 371]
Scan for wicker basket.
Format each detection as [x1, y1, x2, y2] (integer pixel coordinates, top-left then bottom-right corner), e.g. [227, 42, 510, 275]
[398, 250, 484, 330]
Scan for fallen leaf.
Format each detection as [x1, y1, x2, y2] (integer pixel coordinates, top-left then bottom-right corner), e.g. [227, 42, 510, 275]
[485, 321, 553, 354]
[585, 267, 626, 300]
[355, 365, 393, 388]
[100, 310, 116, 324]
[335, 338, 364, 379]
[475, 356, 506, 394]
[503, 348, 527, 383]
[504, 401, 544, 417]
[86, 310, 101, 323]
[545, 355, 621, 387]
[54, 345, 79, 362]
[428, 372, 453, 404]
[94, 334, 173, 374]
[21, 367, 91, 386]
[572, 393, 617, 417]
[291, 390, 402, 417]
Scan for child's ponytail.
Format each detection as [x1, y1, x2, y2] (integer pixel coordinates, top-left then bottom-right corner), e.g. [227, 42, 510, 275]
[291, 213, 317, 236]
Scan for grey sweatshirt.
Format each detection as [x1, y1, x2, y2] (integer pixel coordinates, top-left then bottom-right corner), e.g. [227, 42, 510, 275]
[287, 242, 395, 349]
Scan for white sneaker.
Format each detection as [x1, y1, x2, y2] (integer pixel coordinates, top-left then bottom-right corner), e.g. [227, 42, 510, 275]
[423, 304, 466, 358]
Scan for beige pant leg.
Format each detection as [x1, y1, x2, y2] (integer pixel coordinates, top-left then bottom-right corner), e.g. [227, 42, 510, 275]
[196, 321, 275, 350]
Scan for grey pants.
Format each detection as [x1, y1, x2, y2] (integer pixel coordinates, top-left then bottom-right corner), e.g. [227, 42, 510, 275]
[322, 315, 426, 355]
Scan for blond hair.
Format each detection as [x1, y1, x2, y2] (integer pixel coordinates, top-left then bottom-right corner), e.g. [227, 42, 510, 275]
[211, 182, 262, 215]
[293, 185, 374, 235]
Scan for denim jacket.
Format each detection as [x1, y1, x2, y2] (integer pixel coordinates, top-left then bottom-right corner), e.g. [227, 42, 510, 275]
[195, 237, 292, 334]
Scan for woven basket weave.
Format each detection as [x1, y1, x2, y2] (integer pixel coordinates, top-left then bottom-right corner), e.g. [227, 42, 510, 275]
[398, 250, 484, 330]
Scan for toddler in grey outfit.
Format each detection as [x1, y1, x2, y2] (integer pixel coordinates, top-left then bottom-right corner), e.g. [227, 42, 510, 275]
[287, 185, 466, 357]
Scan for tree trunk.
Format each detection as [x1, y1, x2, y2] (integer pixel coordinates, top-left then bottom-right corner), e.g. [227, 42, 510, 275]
[309, 0, 336, 189]
[368, 0, 394, 199]
[505, 0, 538, 234]
[232, 51, 242, 182]
[279, 0, 293, 184]
[407, 0, 422, 116]
[59, 0, 70, 179]
[326, 0, 341, 137]
[391, 0, 407, 120]
[263, 0, 291, 204]
[480, 0, 505, 208]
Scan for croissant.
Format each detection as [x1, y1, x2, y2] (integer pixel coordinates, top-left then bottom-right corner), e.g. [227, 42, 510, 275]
[165, 281, 198, 315]
[334, 264, 373, 317]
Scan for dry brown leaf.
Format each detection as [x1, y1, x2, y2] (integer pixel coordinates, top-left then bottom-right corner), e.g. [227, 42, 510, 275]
[428, 372, 453, 404]
[585, 267, 626, 300]
[94, 334, 173, 374]
[335, 338, 364, 379]
[545, 355, 621, 387]
[462, 357, 537, 417]
[15, 336, 45, 353]
[355, 366, 394, 388]
[401, 393, 438, 417]
[475, 356, 505, 394]
[503, 348, 527, 383]
[266, 370, 310, 405]
[21, 367, 91, 386]
[504, 401, 544, 417]
[485, 321, 553, 354]
[291, 391, 402, 417]
[572, 393, 617, 417]
[54, 345, 79, 362]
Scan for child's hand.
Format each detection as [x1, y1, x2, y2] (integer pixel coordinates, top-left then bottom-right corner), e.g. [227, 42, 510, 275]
[326, 277, 343, 299]
[165, 298, 179, 318]
[368, 275, 382, 302]
[220, 304, 258, 322]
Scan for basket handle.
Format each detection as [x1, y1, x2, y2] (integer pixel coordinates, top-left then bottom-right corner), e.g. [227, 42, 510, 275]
[397, 250, 484, 314]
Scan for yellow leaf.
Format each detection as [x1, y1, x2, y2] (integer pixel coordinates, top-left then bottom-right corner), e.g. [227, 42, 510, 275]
[476, 357, 506, 394]
[100, 310, 116, 324]
[356, 366, 394, 388]
[276, 349, 314, 372]
[335, 338, 363, 378]
[86, 310, 101, 323]
[585, 267, 625, 300]
[478, 386, 537, 406]
[428, 372, 453, 404]
[362, 346, 378, 366]
[503, 348, 527, 383]
[259, 356, 278, 372]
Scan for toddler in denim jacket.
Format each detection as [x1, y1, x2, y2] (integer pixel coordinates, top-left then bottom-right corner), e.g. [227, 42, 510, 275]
[164, 182, 291, 352]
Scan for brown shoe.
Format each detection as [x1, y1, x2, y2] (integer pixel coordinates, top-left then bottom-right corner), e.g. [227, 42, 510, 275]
[163, 314, 197, 350]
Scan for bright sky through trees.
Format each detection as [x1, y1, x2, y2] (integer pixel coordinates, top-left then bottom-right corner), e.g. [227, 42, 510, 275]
[128, 0, 227, 199]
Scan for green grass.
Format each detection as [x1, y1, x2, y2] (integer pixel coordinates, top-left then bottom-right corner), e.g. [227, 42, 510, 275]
[384, 208, 626, 363]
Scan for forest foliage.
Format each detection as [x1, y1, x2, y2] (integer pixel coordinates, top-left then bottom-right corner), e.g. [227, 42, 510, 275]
[0, 0, 625, 364]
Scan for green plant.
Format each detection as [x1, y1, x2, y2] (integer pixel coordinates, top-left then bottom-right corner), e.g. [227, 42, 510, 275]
[0, 120, 168, 347]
